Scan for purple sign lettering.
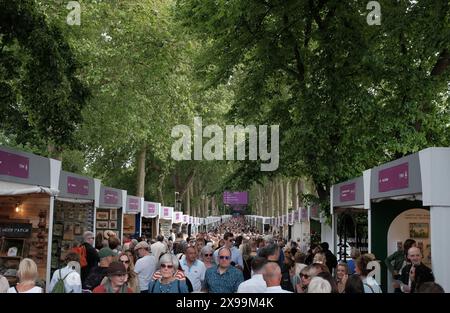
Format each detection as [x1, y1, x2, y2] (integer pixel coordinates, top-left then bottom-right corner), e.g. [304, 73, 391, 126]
[0, 150, 29, 179]
[128, 198, 139, 211]
[146, 203, 156, 215]
[301, 208, 308, 221]
[340, 183, 356, 202]
[163, 208, 169, 217]
[67, 176, 89, 196]
[223, 192, 248, 205]
[104, 189, 119, 205]
[379, 162, 409, 192]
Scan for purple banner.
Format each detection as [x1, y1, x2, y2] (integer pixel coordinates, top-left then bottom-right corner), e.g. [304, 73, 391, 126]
[0, 150, 29, 179]
[127, 197, 140, 212]
[67, 176, 89, 196]
[379, 162, 409, 192]
[223, 192, 248, 205]
[145, 202, 157, 216]
[310, 205, 319, 219]
[183, 215, 189, 223]
[294, 210, 300, 222]
[104, 189, 119, 205]
[340, 182, 356, 202]
[301, 207, 308, 221]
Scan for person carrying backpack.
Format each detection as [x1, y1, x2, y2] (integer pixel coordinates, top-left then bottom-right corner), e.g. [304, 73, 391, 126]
[49, 252, 82, 293]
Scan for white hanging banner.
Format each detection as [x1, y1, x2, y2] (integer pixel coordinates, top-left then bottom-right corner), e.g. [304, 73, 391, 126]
[182, 214, 189, 224]
[173, 211, 183, 224]
[143, 201, 160, 218]
[160, 206, 173, 220]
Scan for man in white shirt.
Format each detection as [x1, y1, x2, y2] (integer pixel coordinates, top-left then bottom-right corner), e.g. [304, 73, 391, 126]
[180, 246, 206, 292]
[49, 252, 82, 293]
[263, 262, 293, 293]
[151, 235, 167, 262]
[237, 257, 267, 293]
[213, 232, 243, 269]
[134, 241, 157, 293]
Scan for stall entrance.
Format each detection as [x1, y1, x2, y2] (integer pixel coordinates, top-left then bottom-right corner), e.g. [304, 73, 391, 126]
[386, 208, 430, 293]
[371, 199, 426, 292]
[51, 199, 94, 275]
[335, 209, 368, 262]
[0, 194, 50, 288]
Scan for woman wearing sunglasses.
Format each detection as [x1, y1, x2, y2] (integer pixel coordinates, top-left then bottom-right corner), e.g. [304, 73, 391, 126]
[296, 265, 313, 293]
[200, 246, 215, 269]
[93, 261, 133, 293]
[148, 254, 189, 293]
[100, 252, 139, 292]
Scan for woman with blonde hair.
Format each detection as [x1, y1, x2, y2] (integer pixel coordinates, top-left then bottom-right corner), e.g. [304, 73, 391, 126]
[7, 258, 43, 293]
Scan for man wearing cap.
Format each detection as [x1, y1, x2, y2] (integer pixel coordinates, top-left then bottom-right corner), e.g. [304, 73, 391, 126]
[93, 261, 133, 293]
[84, 247, 115, 290]
[134, 241, 157, 293]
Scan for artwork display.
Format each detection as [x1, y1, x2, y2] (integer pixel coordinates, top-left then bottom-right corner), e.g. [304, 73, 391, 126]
[409, 223, 429, 238]
[96, 211, 109, 220]
[51, 201, 94, 274]
[96, 221, 109, 229]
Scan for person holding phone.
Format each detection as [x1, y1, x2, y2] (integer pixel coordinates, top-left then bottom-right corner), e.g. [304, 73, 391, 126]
[397, 247, 434, 293]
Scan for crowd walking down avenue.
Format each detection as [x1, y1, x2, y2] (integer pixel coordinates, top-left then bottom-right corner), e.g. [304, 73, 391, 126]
[0, 216, 442, 294]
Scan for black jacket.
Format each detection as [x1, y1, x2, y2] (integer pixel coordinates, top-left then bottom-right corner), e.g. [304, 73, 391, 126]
[81, 242, 99, 284]
[84, 266, 108, 290]
[400, 263, 434, 292]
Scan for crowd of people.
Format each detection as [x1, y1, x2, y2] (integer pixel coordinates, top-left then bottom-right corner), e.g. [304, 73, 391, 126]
[0, 216, 444, 293]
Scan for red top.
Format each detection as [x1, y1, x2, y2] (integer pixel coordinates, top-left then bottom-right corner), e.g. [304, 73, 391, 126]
[93, 284, 133, 293]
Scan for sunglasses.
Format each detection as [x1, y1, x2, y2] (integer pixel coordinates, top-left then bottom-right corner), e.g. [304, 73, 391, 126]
[219, 256, 230, 260]
[300, 274, 310, 279]
[120, 259, 130, 264]
[160, 264, 174, 269]
[204, 253, 213, 257]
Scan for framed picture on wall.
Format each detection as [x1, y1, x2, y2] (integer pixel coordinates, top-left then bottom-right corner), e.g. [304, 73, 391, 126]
[96, 211, 109, 220]
[96, 221, 109, 229]
[409, 223, 429, 238]
[110, 209, 117, 220]
[53, 224, 63, 237]
[109, 221, 117, 229]
[74, 224, 82, 235]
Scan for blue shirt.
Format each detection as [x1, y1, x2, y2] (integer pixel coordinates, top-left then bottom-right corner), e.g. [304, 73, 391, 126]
[205, 265, 244, 293]
[147, 279, 189, 293]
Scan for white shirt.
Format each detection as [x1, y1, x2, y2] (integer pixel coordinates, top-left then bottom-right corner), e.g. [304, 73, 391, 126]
[180, 259, 206, 292]
[213, 246, 244, 268]
[0, 275, 9, 293]
[264, 286, 293, 293]
[49, 266, 82, 293]
[7, 286, 43, 293]
[237, 273, 267, 293]
[363, 276, 382, 293]
[151, 241, 167, 262]
[134, 254, 157, 291]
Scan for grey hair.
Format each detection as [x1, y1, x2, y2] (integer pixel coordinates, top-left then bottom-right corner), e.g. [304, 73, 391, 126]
[158, 253, 179, 271]
[83, 231, 94, 241]
[307, 276, 332, 293]
[200, 245, 214, 258]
